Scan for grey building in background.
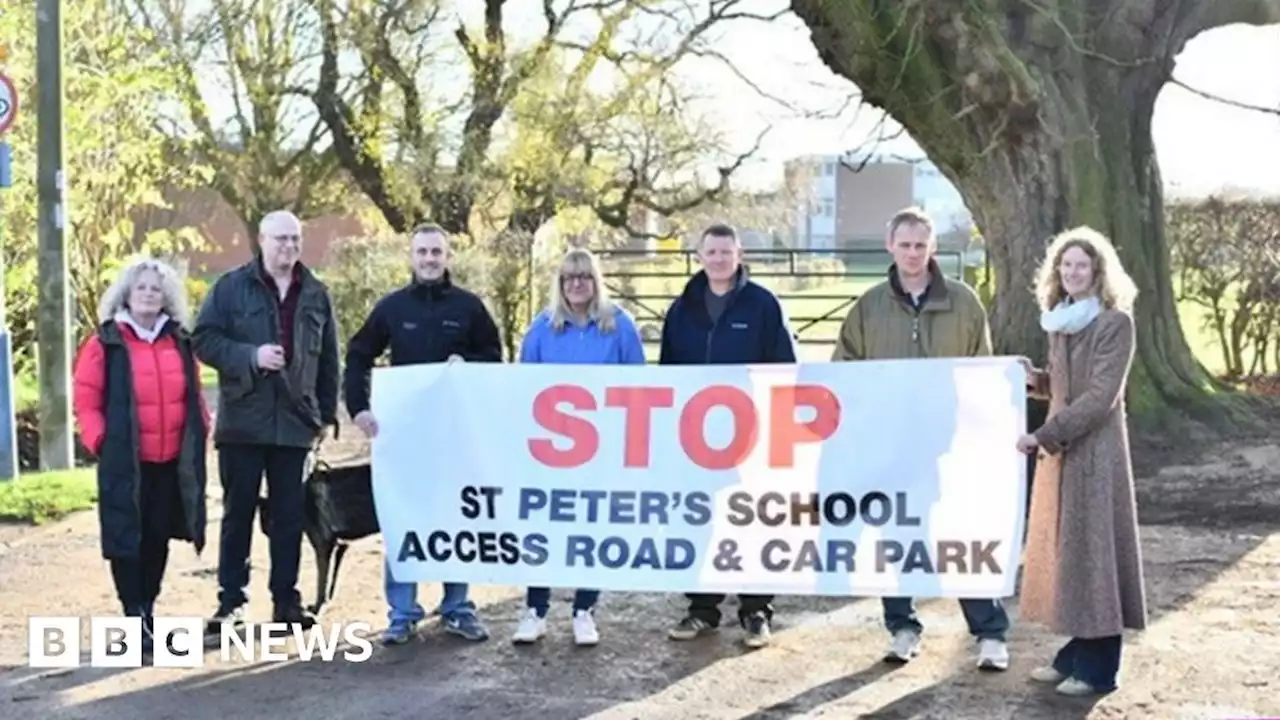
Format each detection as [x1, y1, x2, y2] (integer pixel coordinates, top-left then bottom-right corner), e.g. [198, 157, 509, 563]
[784, 151, 975, 253]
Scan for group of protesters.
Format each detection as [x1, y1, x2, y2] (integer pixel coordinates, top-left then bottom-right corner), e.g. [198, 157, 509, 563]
[70, 205, 1146, 697]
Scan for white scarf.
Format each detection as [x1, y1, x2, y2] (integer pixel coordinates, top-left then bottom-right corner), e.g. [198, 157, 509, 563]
[1040, 295, 1101, 335]
[115, 310, 170, 344]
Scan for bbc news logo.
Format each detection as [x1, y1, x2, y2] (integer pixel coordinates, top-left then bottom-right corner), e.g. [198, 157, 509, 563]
[28, 617, 375, 667]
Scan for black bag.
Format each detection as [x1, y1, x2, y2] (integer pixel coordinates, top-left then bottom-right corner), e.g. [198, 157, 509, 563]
[308, 459, 380, 541]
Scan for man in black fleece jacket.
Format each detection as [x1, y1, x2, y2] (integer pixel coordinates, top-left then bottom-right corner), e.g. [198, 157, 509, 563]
[342, 223, 502, 645]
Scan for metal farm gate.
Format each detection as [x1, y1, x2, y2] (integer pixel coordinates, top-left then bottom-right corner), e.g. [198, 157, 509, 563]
[595, 247, 967, 363]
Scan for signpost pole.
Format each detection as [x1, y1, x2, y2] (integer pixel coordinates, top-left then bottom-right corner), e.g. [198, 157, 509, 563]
[0, 58, 21, 480]
[0, 142, 16, 481]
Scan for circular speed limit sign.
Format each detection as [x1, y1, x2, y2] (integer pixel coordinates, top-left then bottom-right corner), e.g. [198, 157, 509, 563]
[0, 74, 17, 135]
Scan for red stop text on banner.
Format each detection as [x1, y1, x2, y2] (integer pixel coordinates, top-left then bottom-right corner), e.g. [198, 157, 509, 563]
[527, 383, 841, 470]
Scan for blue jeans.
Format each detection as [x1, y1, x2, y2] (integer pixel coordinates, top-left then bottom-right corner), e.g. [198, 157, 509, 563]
[383, 561, 476, 626]
[526, 587, 599, 617]
[1052, 636, 1122, 691]
[882, 596, 1009, 640]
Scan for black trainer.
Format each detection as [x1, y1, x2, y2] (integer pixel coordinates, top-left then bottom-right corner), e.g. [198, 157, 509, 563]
[667, 615, 717, 641]
[273, 602, 316, 629]
[204, 604, 246, 636]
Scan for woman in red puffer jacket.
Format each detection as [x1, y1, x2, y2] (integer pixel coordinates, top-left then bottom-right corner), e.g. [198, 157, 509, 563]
[73, 257, 211, 652]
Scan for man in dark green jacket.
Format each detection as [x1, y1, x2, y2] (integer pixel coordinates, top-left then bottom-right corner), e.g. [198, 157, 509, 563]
[832, 207, 1011, 672]
[193, 210, 340, 633]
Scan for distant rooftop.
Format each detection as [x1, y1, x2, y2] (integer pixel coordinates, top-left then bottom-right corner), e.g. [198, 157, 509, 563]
[786, 150, 937, 169]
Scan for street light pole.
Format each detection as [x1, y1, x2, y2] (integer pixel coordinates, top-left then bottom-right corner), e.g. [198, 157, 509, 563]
[36, 0, 73, 471]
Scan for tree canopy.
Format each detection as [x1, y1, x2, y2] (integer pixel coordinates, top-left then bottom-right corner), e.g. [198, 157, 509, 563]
[127, 0, 348, 238]
[1, 0, 208, 377]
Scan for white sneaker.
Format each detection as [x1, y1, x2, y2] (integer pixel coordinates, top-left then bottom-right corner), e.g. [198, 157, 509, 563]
[977, 639, 1009, 671]
[1055, 677, 1097, 696]
[512, 609, 546, 644]
[572, 610, 599, 646]
[884, 630, 921, 663]
[1030, 666, 1066, 683]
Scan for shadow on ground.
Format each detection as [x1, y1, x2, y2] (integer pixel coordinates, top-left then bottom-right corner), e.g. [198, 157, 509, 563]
[4, 591, 872, 719]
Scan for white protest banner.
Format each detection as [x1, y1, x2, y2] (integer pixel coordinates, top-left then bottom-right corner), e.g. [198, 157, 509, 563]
[371, 358, 1027, 598]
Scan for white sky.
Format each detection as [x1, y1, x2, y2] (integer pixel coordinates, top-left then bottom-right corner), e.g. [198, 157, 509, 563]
[199, 2, 1280, 197]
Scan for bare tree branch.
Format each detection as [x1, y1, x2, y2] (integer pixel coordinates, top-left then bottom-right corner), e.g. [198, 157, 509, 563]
[129, 0, 342, 232]
[313, 0, 413, 231]
[1169, 76, 1280, 115]
[593, 125, 772, 238]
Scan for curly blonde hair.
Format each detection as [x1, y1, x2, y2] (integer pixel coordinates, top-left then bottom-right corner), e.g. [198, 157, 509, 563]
[547, 248, 618, 333]
[1033, 226, 1138, 313]
[97, 256, 191, 328]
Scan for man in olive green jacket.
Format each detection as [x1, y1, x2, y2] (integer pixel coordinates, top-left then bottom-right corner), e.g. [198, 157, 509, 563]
[832, 207, 1011, 672]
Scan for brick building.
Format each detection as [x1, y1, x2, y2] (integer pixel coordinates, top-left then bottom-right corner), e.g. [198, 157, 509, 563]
[132, 186, 370, 276]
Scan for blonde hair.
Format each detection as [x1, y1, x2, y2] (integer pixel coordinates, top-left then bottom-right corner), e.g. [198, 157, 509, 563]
[547, 248, 617, 332]
[1033, 226, 1138, 312]
[97, 256, 191, 328]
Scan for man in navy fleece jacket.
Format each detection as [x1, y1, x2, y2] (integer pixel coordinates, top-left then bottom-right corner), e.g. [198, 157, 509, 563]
[659, 222, 797, 649]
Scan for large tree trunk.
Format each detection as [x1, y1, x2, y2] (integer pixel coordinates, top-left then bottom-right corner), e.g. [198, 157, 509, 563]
[964, 62, 1226, 421]
[789, 0, 1279, 429]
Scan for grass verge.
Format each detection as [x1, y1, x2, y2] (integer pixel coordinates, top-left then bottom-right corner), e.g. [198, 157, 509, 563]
[0, 468, 97, 525]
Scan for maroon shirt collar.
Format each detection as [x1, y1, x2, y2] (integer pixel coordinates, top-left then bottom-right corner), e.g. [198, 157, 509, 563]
[256, 257, 305, 361]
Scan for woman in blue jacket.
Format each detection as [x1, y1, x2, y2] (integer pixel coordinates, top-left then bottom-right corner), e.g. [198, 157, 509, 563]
[513, 247, 646, 646]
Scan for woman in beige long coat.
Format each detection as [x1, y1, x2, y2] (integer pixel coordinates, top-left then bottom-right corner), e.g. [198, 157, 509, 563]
[1015, 226, 1148, 697]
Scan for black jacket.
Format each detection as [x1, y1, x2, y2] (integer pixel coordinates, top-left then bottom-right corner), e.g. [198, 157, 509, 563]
[96, 320, 208, 560]
[192, 258, 340, 448]
[343, 272, 502, 417]
[659, 267, 797, 365]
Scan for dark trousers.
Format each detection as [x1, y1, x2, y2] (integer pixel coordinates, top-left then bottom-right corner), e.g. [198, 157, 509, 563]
[216, 443, 309, 609]
[686, 593, 774, 627]
[1052, 635, 1123, 691]
[109, 461, 180, 614]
